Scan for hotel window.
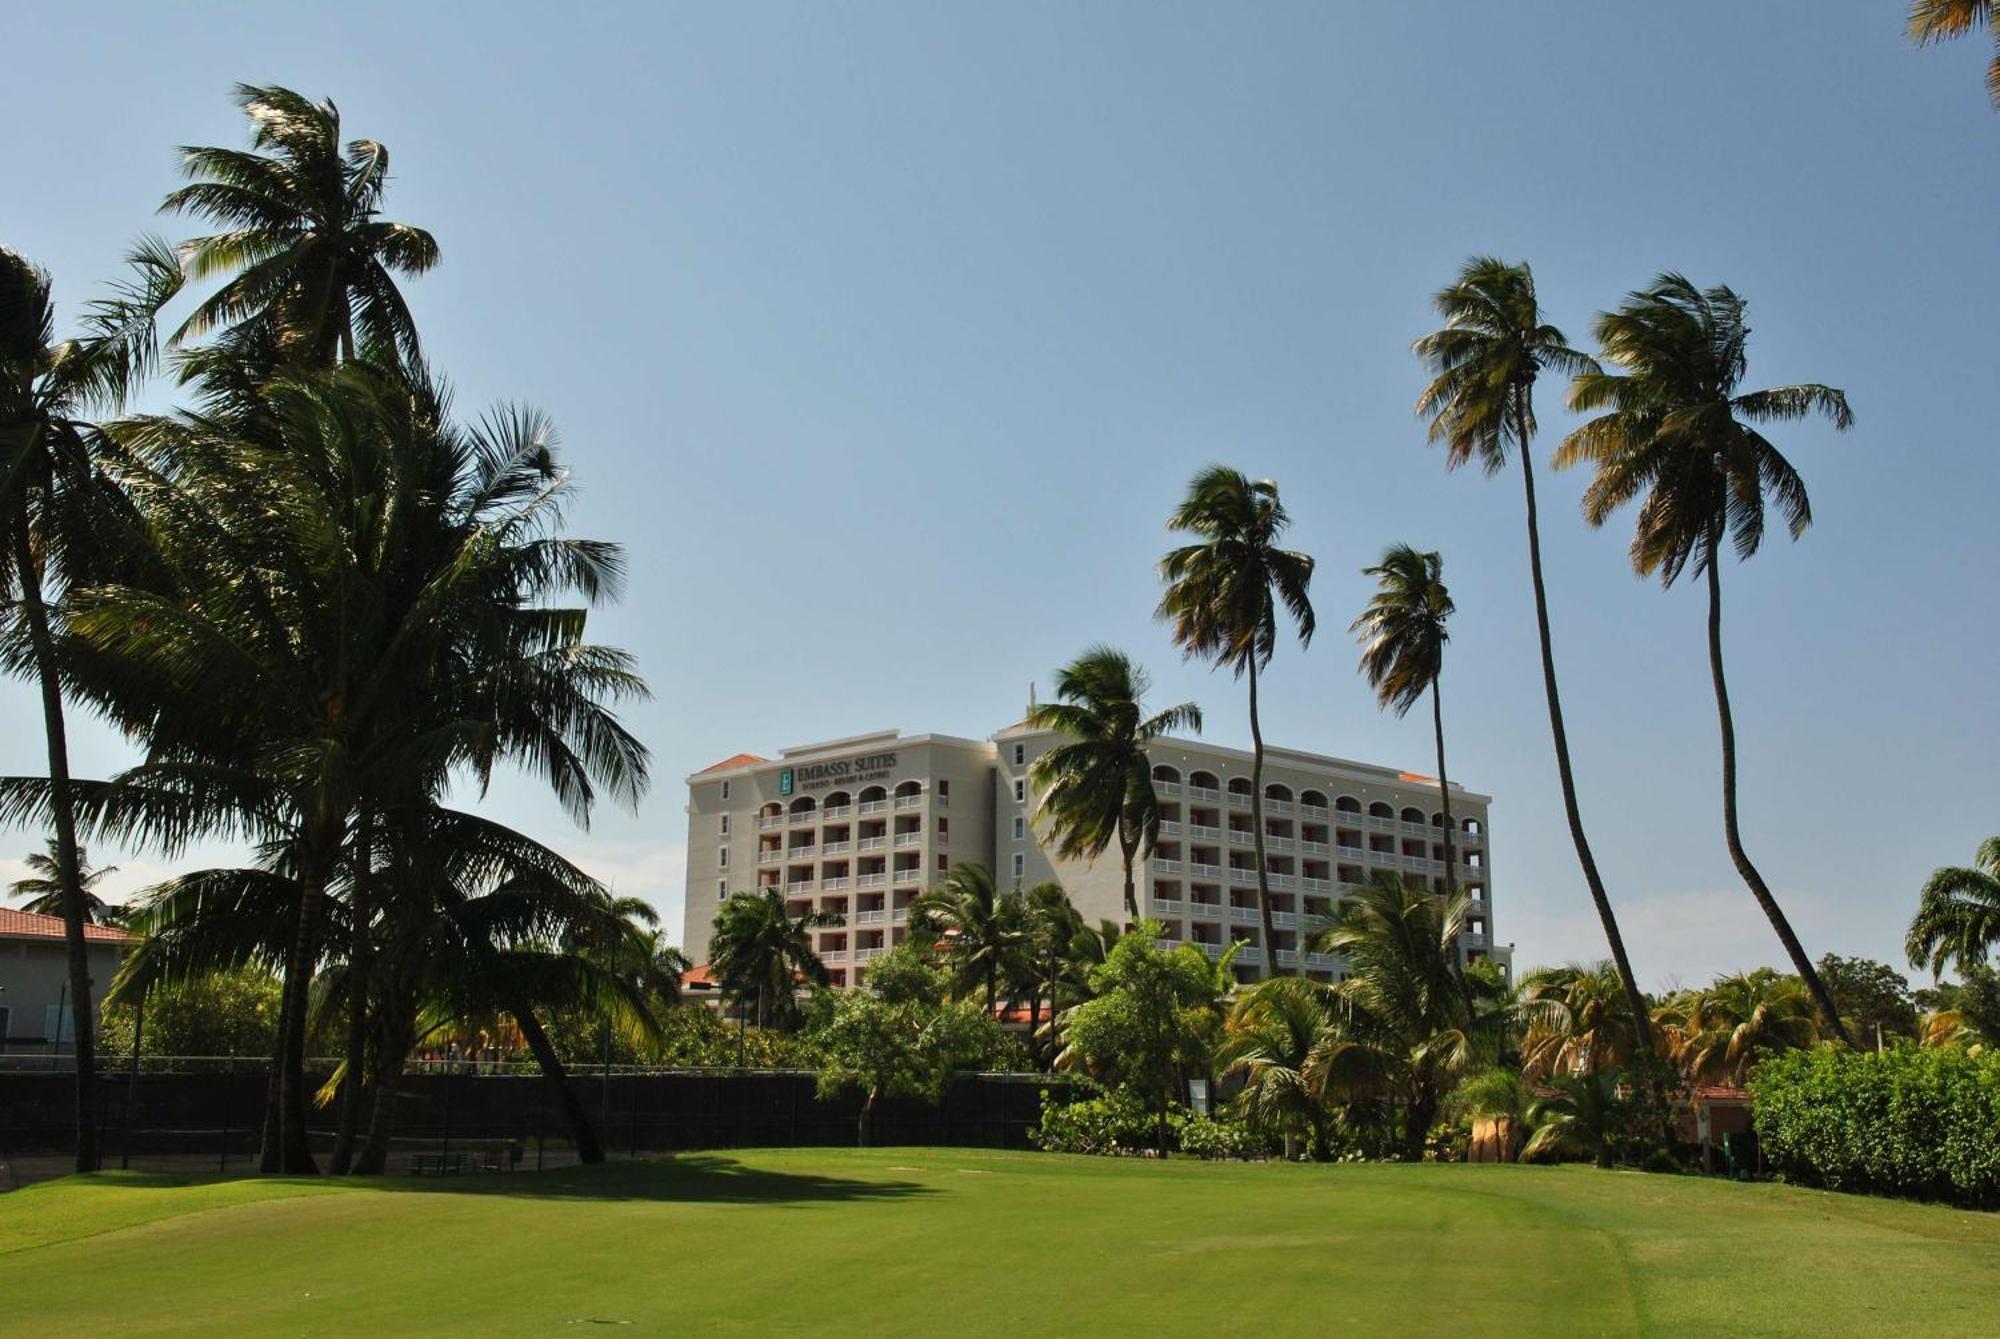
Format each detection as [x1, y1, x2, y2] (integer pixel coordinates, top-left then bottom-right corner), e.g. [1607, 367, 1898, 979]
[716, 879, 727, 898]
[936, 817, 949, 836]
[939, 779, 950, 799]
[719, 814, 730, 837]
[936, 853, 949, 872]
[1012, 816, 1025, 841]
[1012, 743, 1025, 765]
[1012, 853, 1025, 879]
[718, 848, 730, 870]
[721, 780, 730, 801]
[1013, 779, 1026, 803]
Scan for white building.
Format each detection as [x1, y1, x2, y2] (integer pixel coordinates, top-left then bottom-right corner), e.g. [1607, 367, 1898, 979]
[0, 909, 131, 1054]
[682, 719, 1502, 991]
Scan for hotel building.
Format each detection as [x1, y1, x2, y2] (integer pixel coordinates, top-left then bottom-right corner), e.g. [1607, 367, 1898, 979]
[682, 720, 1502, 990]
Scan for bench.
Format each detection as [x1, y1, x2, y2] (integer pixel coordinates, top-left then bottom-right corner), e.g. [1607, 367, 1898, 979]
[409, 1152, 466, 1176]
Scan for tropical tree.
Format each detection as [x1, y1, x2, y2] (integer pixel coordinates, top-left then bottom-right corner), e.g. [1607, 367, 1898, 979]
[1906, 836, 2000, 977]
[709, 888, 840, 1030]
[813, 992, 1011, 1146]
[1517, 960, 1645, 1081]
[1909, 0, 1999, 107]
[1653, 969, 1824, 1085]
[9, 839, 121, 924]
[1816, 953, 1919, 1047]
[1522, 1072, 1630, 1169]
[911, 862, 1027, 1014]
[1015, 881, 1082, 1067]
[1, 242, 181, 1171]
[1351, 545, 1458, 894]
[1412, 257, 1652, 1060]
[1221, 976, 1338, 1159]
[1558, 273, 1854, 1043]
[164, 83, 439, 366]
[1157, 465, 1315, 976]
[1306, 872, 1499, 1159]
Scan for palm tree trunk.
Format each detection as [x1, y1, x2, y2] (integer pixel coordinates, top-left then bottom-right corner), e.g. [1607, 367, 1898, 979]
[1702, 552, 1850, 1045]
[273, 842, 333, 1175]
[12, 528, 100, 1173]
[1247, 658, 1290, 978]
[858, 1089, 876, 1147]
[330, 813, 374, 1174]
[514, 1001, 604, 1164]
[1515, 415, 1652, 1056]
[352, 1007, 413, 1176]
[1118, 819, 1139, 923]
[1431, 681, 1458, 901]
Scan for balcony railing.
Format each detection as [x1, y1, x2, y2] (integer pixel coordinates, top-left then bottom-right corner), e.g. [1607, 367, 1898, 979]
[1187, 901, 1223, 918]
[891, 907, 909, 923]
[858, 800, 889, 815]
[855, 909, 886, 925]
[1150, 898, 1184, 916]
[821, 876, 852, 891]
[1188, 824, 1221, 840]
[1365, 813, 1396, 831]
[855, 946, 885, 961]
[821, 949, 850, 964]
[786, 848, 816, 862]
[757, 815, 784, 830]
[894, 832, 922, 848]
[857, 836, 887, 851]
[1299, 840, 1331, 856]
[1265, 835, 1296, 852]
[1399, 819, 1431, 836]
[1188, 862, 1223, 880]
[1301, 804, 1330, 819]
[786, 880, 817, 894]
[1225, 789, 1253, 808]
[894, 794, 923, 811]
[1154, 780, 1183, 797]
[1300, 876, 1332, 894]
[821, 840, 852, 856]
[856, 872, 888, 888]
[1232, 945, 1266, 964]
[1228, 830, 1254, 847]
[1188, 786, 1221, 802]
[820, 804, 852, 821]
[1158, 820, 1183, 837]
[1264, 799, 1296, 816]
[758, 850, 782, 865]
[789, 811, 818, 827]
[892, 867, 923, 884]
[1152, 858, 1184, 875]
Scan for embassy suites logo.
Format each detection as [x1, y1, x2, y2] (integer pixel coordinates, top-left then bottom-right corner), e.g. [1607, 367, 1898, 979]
[778, 752, 899, 795]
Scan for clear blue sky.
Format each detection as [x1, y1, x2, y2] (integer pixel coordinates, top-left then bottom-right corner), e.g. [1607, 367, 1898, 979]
[4, 3, 1994, 989]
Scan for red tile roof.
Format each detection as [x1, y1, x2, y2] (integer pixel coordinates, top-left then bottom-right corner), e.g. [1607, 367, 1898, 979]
[0, 908, 132, 944]
[682, 962, 719, 987]
[695, 753, 768, 775]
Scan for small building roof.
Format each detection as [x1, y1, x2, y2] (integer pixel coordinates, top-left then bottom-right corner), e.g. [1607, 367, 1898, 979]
[0, 908, 132, 945]
[693, 752, 769, 776]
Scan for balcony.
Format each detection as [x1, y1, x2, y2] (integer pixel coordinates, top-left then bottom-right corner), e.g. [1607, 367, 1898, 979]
[1301, 876, 1332, 894]
[821, 876, 852, 891]
[757, 850, 782, 865]
[1336, 845, 1367, 860]
[855, 909, 886, 925]
[786, 847, 816, 862]
[892, 867, 923, 885]
[1300, 840, 1330, 856]
[1226, 867, 1256, 885]
[1188, 862, 1223, 880]
[1150, 898, 1185, 916]
[1228, 906, 1259, 924]
[858, 799, 889, 815]
[1187, 901, 1222, 919]
[1152, 858, 1184, 875]
[1365, 813, 1396, 832]
[855, 946, 885, 962]
[1227, 830, 1255, 848]
[1188, 824, 1221, 840]
[1225, 790, 1252, 808]
[1268, 872, 1297, 891]
[894, 832, 922, 848]
[891, 907, 909, 923]
[821, 840, 852, 856]
[786, 879, 817, 895]
[856, 872, 888, 888]
[894, 794, 923, 811]
[789, 812, 818, 828]
[1265, 799, 1296, 816]
[1270, 910, 1298, 928]
[821, 949, 850, 964]
[1158, 820, 1183, 837]
[1265, 835, 1296, 852]
[1188, 785, 1221, 803]
[757, 815, 783, 830]
[1154, 780, 1183, 797]
[1306, 952, 1337, 969]
[1231, 946, 1266, 965]
[821, 804, 852, 821]
[1399, 819, 1431, 836]
[857, 836, 888, 852]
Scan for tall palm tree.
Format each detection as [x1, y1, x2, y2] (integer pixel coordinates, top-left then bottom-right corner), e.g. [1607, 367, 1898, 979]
[164, 84, 439, 366]
[1909, 0, 2000, 107]
[1306, 872, 1499, 1159]
[1906, 836, 2000, 977]
[1222, 976, 1338, 1159]
[1351, 545, 1459, 897]
[1558, 273, 1854, 1044]
[708, 889, 840, 1030]
[1412, 256, 1652, 1057]
[1027, 646, 1202, 922]
[1517, 960, 1645, 1081]
[911, 862, 1027, 1015]
[1653, 969, 1824, 1085]
[9, 839, 120, 924]
[1157, 465, 1315, 977]
[1016, 881, 1080, 1067]
[0, 242, 181, 1172]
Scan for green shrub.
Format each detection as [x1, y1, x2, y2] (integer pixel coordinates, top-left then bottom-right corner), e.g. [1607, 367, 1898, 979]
[1177, 1115, 1259, 1161]
[1031, 1090, 1172, 1155]
[1750, 1045, 2000, 1208]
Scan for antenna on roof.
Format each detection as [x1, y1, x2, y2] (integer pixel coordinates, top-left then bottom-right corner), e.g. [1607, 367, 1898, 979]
[1027, 681, 1037, 715]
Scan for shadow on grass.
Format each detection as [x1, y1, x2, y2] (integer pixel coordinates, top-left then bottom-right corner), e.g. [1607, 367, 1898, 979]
[71, 1155, 934, 1208]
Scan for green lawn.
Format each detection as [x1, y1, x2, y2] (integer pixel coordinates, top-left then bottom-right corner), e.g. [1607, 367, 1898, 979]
[3, 1150, 1996, 1336]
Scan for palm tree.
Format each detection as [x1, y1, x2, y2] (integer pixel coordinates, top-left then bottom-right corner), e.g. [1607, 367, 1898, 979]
[1157, 465, 1315, 977]
[1306, 872, 1499, 1159]
[1909, 1, 2000, 107]
[1558, 273, 1854, 1044]
[1906, 836, 2000, 977]
[911, 862, 1027, 1015]
[1, 242, 181, 1172]
[9, 840, 121, 924]
[164, 84, 439, 366]
[1517, 960, 1646, 1081]
[1412, 256, 1652, 1058]
[1016, 881, 1080, 1067]
[1351, 545, 1459, 896]
[1027, 647, 1202, 922]
[709, 889, 841, 1030]
[1653, 969, 1824, 1085]
[1522, 1072, 1628, 1169]
[1222, 976, 1338, 1159]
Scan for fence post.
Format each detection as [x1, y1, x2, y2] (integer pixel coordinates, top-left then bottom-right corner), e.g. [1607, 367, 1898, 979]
[121, 989, 145, 1171]
[440, 1067, 453, 1163]
[534, 1077, 544, 1171]
[218, 1057, 231, 1173]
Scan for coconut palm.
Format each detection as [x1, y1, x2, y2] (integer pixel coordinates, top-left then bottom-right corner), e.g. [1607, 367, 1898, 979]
[1517, 960, 1646, 1081]
[1906, 836, 2000, 977]
[1, 242, 181, 1172]
[912, 862, 1028, 1015]
[1910, 1, 2000, 107]
[1654, 969, 1824, 1085]
[1412, 258, 1653, 1059]
[1027, 647, 1201, 922]
[708, 889, 841, 1030]
[1351, 545, 1459, 895]
[1157, 465, 1314, 977]
[9, 839, 121, 924]
[164, 84, 439, 366]
[1306, 872, 1499, 1159]
[1522, 1071, 1629, 1169]
[1222, 976, 1338, 1159]
[1558, 274, 1854, 1043]
[1015, 881, 1081, 1068]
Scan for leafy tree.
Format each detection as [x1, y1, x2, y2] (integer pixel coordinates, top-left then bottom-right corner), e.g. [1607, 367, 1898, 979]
[1221, 976, 1338, 1158]
[911, 862, 1027, 1014]
[98, 968, 280, 1058]
[709, 888, 840, 1030]
[1559, 274, 1854, 1043]
[1351, 544, 1458, 894]
[0, 241, 181, 1172]
[1523, 1071, 1631, 1169]
[1026, 647, 1200, 921]
[862, 939, 951, 1008]
[8, 839, 122, 924]
[1906, 836, 2000, 978]
[1014, 881, 1083, 1066]
[1156, 465, 1315, 977]
[1653, 969, 1824, 1085]
[1914, 963, 2000, 1051]
[164, 84, 439, 366]
[813, 992, 1012, 1145]
[1908, 0, 1999, 108]
[1412, 257, 1651, 1057]
[1817, 953, 1918, 1047]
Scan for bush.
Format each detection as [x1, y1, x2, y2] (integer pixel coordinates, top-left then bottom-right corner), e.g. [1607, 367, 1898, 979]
[1177, 1115, 1259, 1161]
[1750, 1045, 2000, 1208]
[1031, 1090, 1170, 1156]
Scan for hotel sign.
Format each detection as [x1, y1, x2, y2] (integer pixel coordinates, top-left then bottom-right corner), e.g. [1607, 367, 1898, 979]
[779, 751, 899, 794]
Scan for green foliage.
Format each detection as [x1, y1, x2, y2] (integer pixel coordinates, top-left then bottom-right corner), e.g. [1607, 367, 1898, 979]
[861, 940, 950, 1007]
[812, 994, 1017, 1117]
[1029, 1089, 1171, 1156]
[1176, 1115, 1262, 1161]
[1817, 953, 1919, 1044]
[1750, 1045, 2000, 1208]
[98, 970, 281, 1058]
[1915, 962, 2000, 1047]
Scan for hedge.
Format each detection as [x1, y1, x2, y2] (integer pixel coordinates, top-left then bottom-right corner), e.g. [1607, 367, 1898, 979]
[1749, 1045, 2000, 1209]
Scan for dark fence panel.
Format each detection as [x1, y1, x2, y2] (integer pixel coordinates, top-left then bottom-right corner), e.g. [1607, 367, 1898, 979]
[0, 1068, 1076, 1178]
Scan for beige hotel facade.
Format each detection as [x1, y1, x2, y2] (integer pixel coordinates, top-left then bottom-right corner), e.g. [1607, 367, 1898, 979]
[683, 720, 1504, 990]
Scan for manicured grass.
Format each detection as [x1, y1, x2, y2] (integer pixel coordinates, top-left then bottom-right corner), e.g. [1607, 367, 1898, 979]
[4, 1150, 1997, 1336]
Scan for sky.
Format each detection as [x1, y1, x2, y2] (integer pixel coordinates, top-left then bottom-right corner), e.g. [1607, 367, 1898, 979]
[3, 2, 1995, 991]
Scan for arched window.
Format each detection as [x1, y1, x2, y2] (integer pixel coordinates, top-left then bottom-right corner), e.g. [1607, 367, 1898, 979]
[1300, 789, 1329, 811]
[1368, 801, 1394, 820]
[893, 779, 923, 798]
[1189, 770, 1220, 792]
[1265, 783, 1294, 803]
[1226, 777, 1254, 799]
[823, 790, 852, 811]
[1152, 764, 1182, 784]
[789, 796, 817, 818]
[1400, 806, 1425, 825]
[1335, 796, 1362, 814]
